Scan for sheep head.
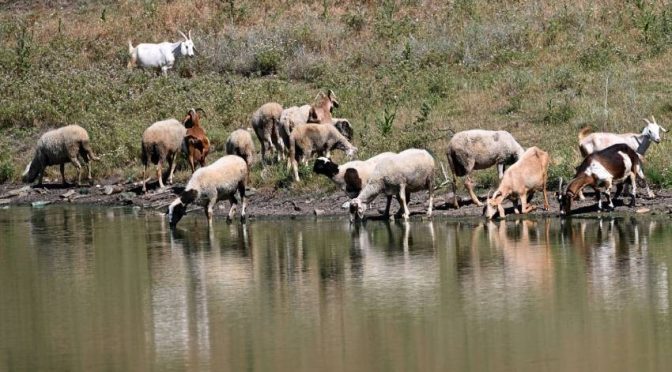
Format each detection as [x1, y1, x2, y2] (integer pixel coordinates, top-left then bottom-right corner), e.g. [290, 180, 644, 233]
[333, 119, 354, 141]
[167, 189, 198, 227]
[313, 157, 340, 178]
[349, 198, 366, 222]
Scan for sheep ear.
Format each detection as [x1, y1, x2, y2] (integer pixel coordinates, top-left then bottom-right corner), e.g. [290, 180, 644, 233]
[178, 30, 188, 40]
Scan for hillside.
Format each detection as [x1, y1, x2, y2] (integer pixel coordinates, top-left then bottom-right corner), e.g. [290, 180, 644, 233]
[2, 0, 672, 191]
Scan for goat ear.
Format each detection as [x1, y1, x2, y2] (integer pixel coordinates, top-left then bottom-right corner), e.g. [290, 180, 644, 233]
[178, 30, 188, 40]
[195, 108, 207, 118]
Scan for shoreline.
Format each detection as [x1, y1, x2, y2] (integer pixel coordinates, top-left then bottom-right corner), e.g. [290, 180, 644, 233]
[2, 181, 672, 220]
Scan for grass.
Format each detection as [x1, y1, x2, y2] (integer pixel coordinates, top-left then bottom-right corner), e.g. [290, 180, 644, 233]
[2, 0, 672, 193]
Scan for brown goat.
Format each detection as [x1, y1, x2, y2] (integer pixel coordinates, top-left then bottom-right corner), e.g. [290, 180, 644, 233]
[557, 144, 645, 215]
[307, 90, 340, 124]
[182, 108, 210, 173]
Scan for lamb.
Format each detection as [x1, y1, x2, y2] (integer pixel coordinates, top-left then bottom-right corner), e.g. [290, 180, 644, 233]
[22, 125, 99, 186]
[556, 144, 645, 215]
[251, 102, 284, 164]
[128, 30, 195, 76]
[483, 146, 550, 219]
[226, 129, 256, 166]
[182, 108, 210, 172]
[289, 123, 358, 182]
[446, 129, 525, 208]
[577, 116, 666, 198]
[167, 155, 248, 227]
[313, 152, 396, 198]
[349, 149, 435, 221]
[141, 118, 187, 192]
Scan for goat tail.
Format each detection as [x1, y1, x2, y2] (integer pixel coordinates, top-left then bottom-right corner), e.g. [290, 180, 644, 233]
[578, 127, 592, 141]
[128, 40, 134, 55]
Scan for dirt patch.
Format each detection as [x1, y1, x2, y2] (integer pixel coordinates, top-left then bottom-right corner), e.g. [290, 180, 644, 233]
[2, 180, 672, 221]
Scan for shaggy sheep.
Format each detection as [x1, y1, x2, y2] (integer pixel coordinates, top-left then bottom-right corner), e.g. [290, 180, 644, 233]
[313, 152, 395, 198]
[167, 155, 248, 227]
[182, 108, 210, 173]
[141, 118, 187, 192]
[251, 102, 284, 164]
[23, 125, 99, 185]
[446, 129, 525, 208]
[226, 129, 256, 166]
[289, 123, 358, 182]
[349, 149, 435, 221]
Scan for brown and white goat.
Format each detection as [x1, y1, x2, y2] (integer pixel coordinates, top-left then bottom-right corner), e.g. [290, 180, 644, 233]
[307, 89, 340, 124]
[483, 146, 550, 219]
[556, 144, 645, 215]
[182, 108, 210, 173]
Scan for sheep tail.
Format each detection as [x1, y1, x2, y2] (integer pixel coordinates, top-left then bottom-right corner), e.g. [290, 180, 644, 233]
[578, 127, 592, 141]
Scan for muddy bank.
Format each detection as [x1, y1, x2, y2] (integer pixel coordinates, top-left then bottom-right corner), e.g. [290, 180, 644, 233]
[2, 180, 672, 220]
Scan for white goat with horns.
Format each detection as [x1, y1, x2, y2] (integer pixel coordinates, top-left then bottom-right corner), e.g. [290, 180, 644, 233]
[128, 30, 195, 76]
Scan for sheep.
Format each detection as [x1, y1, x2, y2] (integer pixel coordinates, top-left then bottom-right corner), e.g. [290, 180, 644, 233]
[128, 30, 195, 76]
[313, 152, 396, 198]
[251, 102, 284, 164]
[483, 146, 550, 219]
[141, 118, 187, 192]
[288, 123, 358, 182]
[226, 129, 256, 166]
[278, 105, 313, 158]
[446, 129, 525, 208]
[577, 116, 666, 199]
[556, 144, 645, 215]
[22, 125, 99, 186]
[167, 155, 248, 227]
[349, 149, 435, 221]
[182, 108, 210, 172]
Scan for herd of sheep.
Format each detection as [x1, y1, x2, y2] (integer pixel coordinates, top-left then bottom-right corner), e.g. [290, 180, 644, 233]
[17, 31, 670, 227]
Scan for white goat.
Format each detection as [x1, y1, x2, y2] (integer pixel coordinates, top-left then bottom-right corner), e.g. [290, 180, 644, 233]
[349, 149, 435, 221]
[578, 116, 666, 198]
[128, 30, 195, 76]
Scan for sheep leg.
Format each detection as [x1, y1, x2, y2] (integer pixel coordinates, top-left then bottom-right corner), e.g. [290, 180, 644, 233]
[161, 66, 168, 76]
[168, 153, 178, 185]
[60, 164, 67, 185]
[239, 182, 247, 222]
[292, 158, 300, 182]
[384, 195, 393, 220]
[157, 160, 165, 189]
[465, 175, 483, 207]
[206, 199, 216, 225]
[227, 196, 238, 222]
[426, 179, 433, 218]
[497, 163, 505, 179]
[142, 164, 148, 193]
[398, 184, 410, 220]
[71, 158, 83, 186]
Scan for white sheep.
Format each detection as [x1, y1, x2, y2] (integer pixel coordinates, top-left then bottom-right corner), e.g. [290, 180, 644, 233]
[23, 125, 99, 185]
[167, 155, 248, 227]
[349, 149, 435, 221]
[446, 129, 525, 208]
[251, 102, 284, 164]
[278, 105, 313, 157]
[128, 30, 195, 76]
[289, 123, 358, 182]
[313, 152, 395, 198]
[141, 118, 187, 192]
[226, 129, 256, 166]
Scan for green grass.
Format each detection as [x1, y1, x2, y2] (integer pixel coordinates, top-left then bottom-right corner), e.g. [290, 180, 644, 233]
[2, 1, 672, 192]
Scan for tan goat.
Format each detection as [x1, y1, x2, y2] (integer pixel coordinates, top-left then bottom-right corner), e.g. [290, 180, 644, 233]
[483, 146, 550, 219]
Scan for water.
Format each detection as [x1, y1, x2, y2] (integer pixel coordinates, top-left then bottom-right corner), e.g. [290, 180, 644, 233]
[1, 206, 672, 371]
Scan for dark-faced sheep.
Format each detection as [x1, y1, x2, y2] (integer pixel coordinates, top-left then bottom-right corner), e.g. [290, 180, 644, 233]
[446, 129, 524, 208]
[167, 155, 248, 227]
[141, 119, 187, 192]
[23, 125, 99, 186]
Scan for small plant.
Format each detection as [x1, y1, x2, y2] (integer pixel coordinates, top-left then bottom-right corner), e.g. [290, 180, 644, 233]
[15, 23, 32, 76]
[253, 47, 282, 76]
[376, 106, 397, 136]
[0, 150, 14, 183]
[543, 98, 575, 125]
[342, 10, 365, 33]
[401, 101, 433, 149]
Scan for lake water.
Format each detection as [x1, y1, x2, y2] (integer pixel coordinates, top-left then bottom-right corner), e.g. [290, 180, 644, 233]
[1, 206, 672, 371]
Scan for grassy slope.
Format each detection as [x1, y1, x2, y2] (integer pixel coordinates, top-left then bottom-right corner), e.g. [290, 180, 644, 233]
[2, 0, 672, 192]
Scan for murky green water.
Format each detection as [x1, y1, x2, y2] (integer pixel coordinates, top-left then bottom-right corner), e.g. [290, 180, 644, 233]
[2, 207, 672, 371]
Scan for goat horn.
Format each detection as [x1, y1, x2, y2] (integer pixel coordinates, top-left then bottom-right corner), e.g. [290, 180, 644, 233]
[188, 29, 192, 39]
[178, 30, 188, 40]
[486, 189, 493, 200]
[195, 108, 207, 118]
[644, 118, 651, 124]
[558, 177, 563, 193]
[652, 115, 657, 124]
